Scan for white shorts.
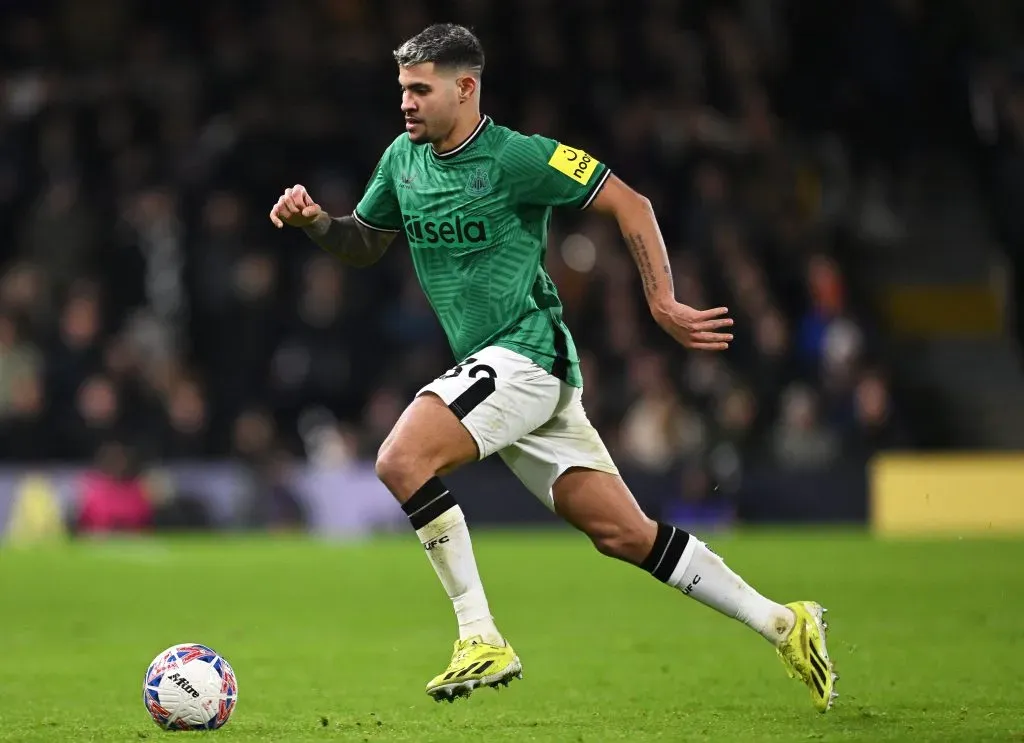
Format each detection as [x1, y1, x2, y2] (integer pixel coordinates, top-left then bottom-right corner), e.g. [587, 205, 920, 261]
[417, 345, 619, 509]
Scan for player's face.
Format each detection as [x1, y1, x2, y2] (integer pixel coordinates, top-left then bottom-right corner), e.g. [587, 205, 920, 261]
[399, 64, 460, 145]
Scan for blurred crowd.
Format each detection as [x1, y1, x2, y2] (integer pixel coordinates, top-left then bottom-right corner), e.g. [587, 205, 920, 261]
[967, 11, 1024, 351]
[7, 0, 996, 503]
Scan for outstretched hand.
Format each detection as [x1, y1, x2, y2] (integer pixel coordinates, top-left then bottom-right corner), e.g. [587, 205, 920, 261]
[651, 301, 734, 351]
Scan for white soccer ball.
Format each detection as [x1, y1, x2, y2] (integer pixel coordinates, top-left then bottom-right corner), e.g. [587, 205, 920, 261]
[143, 643, 238, 730]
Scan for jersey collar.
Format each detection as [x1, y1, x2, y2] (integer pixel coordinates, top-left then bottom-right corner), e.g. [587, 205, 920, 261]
[431, 115, 492, 160]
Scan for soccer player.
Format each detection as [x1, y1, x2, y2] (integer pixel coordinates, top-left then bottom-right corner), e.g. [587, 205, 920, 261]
[269, 23, 836, 712]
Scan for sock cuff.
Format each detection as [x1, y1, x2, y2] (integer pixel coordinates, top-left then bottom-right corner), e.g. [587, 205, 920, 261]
[640, 523, 691, 583]
[415, 503, 466, 541]
[665, 533, 700, 588]
[402, 477, 458, 530]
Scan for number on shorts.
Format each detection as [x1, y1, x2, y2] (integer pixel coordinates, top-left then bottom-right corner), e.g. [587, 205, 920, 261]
[438, 357, 497, 381]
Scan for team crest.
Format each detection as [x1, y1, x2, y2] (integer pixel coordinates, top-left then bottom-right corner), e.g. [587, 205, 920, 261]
[465, 167, 492, 196]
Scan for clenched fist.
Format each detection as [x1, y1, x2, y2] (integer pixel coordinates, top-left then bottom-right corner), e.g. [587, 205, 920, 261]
[269, 184, 323, 228]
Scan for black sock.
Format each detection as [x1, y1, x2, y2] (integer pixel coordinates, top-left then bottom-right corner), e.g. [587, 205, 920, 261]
[639, 522, 691, 583]
[401, 476, 458, 530]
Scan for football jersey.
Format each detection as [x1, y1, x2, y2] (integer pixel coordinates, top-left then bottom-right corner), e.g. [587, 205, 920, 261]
[354, 115, 611, 388]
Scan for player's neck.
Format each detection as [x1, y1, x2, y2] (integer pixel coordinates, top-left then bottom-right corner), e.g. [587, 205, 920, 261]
[433, 112, 484, 156]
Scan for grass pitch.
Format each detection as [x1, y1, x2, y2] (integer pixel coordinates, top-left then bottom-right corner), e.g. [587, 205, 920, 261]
[1, 529, 1022, 742]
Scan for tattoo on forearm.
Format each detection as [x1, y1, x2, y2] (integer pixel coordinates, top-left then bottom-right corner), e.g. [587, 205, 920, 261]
[303, 215, 391, 267]
[626, 233, 658, 296]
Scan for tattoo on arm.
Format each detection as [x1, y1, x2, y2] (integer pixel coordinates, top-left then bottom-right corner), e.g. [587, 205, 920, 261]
[626, 233, 660, 298]
[302, 214, 395, 267]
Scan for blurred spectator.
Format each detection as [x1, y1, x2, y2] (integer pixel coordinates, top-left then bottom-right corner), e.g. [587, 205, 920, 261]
[0, 312, 46, 458]
[772, 383, 841, 471]
[161, 375, 210, 459]
[848, 368, 913, 455]
[237, 446, 308, 531]
[74, 441, 153, 534]
[797, 255, 857, 375]
[0, 312, 42, 416]
[59, 373, 122, 461]
[712, 384, 759, 463]
[620, 352, 706, 472]
[230, 408, 308, 530]
[297, 407, 359, 468]
[19, 174, 98, 294]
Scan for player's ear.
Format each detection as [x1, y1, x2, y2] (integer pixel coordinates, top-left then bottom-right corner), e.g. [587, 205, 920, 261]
[457, 74, 477, 102]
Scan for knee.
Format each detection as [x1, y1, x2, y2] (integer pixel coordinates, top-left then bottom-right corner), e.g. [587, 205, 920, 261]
[589, 517, 656, 564]
[375, 440, 425, 495]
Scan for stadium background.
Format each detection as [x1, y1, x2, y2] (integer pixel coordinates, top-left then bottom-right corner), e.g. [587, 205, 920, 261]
[4, 2, 1024, 741]
[2, 0, 1024, 538]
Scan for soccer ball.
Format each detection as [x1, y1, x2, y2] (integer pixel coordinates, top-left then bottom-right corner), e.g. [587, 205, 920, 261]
[143, 643, 238, 730]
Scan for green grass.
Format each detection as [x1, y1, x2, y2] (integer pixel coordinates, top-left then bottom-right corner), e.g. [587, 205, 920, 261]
[1, 529, 1023, 742]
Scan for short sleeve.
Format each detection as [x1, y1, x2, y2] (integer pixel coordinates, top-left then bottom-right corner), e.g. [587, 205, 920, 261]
[501, 134, 611, 210]
[353, 145, 403, 232]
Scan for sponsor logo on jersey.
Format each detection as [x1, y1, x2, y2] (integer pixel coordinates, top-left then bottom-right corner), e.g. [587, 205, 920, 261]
[465, 167, 492, 196]
[547, 144, 598, 185]
[403, 213, 490, 248]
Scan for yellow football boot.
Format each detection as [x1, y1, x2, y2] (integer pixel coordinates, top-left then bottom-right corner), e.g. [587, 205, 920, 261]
[777, 601, 838, 713]
[425, 636, 522, 702]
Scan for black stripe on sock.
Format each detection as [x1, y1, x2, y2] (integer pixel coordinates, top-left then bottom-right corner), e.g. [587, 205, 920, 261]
[407, 491, 457, 530]
[401, 476, 448, 516]
[402, 477, 457, 530]
[448, 377, 496, 420]
[640, 523, 673, 573]
[640, 523, 691, 583]
[652, 527, 689, 582]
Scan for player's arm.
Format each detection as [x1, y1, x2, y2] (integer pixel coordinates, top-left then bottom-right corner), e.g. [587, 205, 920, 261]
[590, 175, 734, 351]
[509, 134, 730, 351]
[269, 185, 396, 268]
[303, 211, 396, 268]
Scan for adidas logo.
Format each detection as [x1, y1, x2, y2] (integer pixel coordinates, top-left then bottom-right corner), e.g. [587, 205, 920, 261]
[442, 659, 495, 681]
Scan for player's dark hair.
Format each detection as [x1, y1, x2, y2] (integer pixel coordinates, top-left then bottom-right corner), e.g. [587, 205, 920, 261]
[393, 23, 485, 76]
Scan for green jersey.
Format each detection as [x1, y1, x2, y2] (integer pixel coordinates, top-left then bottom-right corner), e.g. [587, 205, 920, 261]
[354, 115, 611, 387]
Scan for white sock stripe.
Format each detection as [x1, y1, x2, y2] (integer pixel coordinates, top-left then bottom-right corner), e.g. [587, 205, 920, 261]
[650, 529, 676, 577]
[405, 490, 452, 520]
[666, 535, 699, 588]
